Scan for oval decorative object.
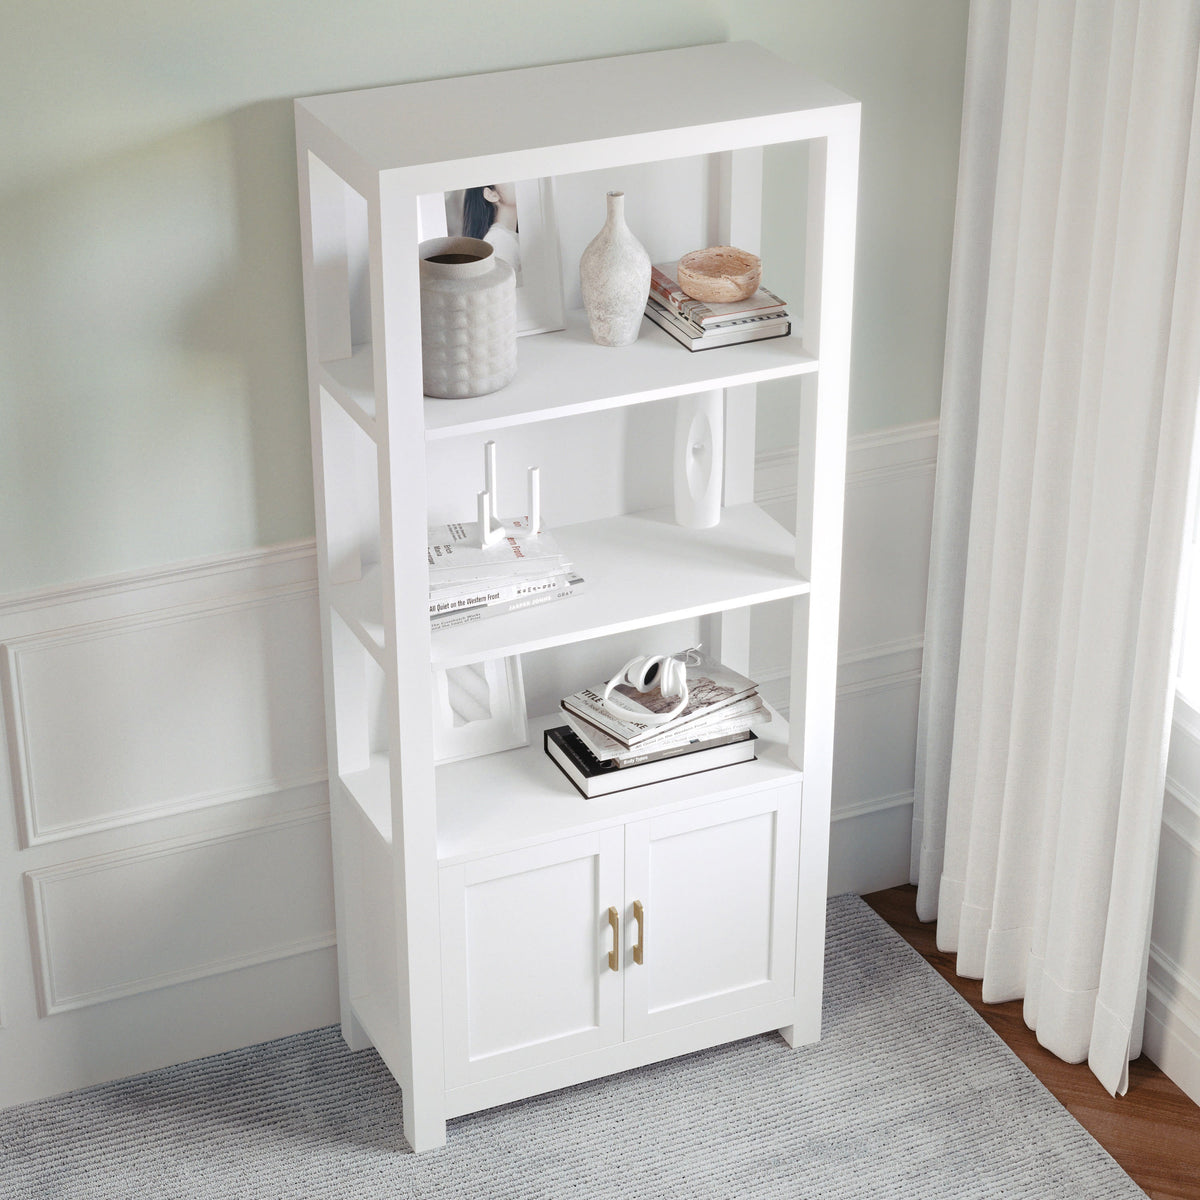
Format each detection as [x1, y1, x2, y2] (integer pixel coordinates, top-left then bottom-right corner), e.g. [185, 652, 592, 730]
[419, 236, 517, 398]
[673, 390, 724, 529]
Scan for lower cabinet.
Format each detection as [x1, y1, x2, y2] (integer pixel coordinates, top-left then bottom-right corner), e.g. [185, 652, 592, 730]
[438, 786, 800, 1091]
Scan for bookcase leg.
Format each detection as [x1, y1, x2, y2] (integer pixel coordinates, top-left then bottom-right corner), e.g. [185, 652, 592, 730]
[778, 1012, 820, 1049]
[403, 1088, 447, 1153]
[341, 1006, 373, 1053]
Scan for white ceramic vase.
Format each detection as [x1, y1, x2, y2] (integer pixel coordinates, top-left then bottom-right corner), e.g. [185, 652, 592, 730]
[419, 236, 517, 398]
[579, 191, 651, 347]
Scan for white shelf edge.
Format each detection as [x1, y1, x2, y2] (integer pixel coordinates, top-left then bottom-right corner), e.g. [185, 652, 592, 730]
[433, 584, 808, 671]
[320, 347, 378, 440]
[330, 569, 385, 666]
[339, 754, 392, 844]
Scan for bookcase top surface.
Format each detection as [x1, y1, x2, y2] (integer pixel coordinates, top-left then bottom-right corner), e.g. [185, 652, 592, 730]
[295, 41, 857, 178]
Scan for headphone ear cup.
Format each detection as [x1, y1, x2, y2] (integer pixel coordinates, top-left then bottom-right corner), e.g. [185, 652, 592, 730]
[626, 654, 663, 693]
[657, 652, 686, 700]
[599, 651, 690, 725]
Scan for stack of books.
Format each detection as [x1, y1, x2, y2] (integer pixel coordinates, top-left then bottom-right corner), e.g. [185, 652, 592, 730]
[545, 647, 769, 797]
[644, 261, 791, 351]
[428, 517, 583, 631]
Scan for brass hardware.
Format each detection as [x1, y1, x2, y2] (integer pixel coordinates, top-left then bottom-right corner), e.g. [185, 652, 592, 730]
[633, 900, 645, 965]
[607, 906, 620, 971]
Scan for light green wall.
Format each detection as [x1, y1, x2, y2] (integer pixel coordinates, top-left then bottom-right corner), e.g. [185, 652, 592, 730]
[0, 1, 967, 595]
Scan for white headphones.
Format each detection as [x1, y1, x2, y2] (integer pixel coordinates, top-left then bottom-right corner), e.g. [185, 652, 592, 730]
[600, 648, 695, 725]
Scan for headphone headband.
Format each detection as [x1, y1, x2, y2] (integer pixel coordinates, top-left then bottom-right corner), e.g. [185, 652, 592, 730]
[599, 649, 695, 726]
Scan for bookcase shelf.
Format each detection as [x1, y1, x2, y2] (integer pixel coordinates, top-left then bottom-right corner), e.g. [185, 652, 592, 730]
[435, 707, 799, 867]
[422, 311, 816, 441]
[337, 706, 798, 863]
[296, 40, 859, 1153]
[433, 502, 807, 667]
[327, 503, 808, 670]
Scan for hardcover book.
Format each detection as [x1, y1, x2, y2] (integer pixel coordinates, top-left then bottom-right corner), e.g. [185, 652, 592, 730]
[544, 725, 757, 798]
[562, 697, 769, 763]
[649, 262, 788, 326]
[644, 298, 791, 352]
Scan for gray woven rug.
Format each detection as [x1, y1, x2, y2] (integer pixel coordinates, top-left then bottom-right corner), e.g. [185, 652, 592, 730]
[1, 895, 1145, 1199]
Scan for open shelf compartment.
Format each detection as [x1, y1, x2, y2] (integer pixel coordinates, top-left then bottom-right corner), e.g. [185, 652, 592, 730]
[338, 702, 799, 862]
[433, 502, 807, 668]
[436, 705, 799, 866]
[329, 502, 807, 669]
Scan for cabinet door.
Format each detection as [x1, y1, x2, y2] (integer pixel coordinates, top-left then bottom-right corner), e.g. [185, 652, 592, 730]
[623, 786, 800, 1041]
[439, 828, 625, 1088]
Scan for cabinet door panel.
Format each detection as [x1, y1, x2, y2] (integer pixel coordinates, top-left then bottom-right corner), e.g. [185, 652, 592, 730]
[440, 829, 624, 1087]
[624, 786, 799, 1040]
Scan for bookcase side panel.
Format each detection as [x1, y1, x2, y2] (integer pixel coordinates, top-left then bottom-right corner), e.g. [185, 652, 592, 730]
[374, 174, 447, 1153]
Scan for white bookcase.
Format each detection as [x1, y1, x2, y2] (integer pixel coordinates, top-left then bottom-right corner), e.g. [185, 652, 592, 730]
[294, 42, 859, 1152]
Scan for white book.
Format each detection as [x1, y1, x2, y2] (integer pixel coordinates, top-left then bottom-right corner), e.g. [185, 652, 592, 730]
[430, 574, 584, 631]
[561, 648, 759, 747]
[644, 298, 791, 351]
[428, 572, 575, 618]
[563, 696, 769, 761]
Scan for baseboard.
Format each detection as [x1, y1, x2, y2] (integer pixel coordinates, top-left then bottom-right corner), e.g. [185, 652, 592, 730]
[1144, 949, 1200, 1107]
[1146, 754, 1200, 1104]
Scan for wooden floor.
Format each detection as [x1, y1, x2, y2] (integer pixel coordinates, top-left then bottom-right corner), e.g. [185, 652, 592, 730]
[864, 886, 1200, 1200]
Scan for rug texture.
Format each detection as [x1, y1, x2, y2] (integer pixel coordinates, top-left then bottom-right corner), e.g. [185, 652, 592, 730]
[0, 894, 1145, 1199]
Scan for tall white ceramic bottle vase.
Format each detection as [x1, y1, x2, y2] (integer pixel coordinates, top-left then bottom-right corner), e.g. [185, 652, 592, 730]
[580, 191, 651, 347]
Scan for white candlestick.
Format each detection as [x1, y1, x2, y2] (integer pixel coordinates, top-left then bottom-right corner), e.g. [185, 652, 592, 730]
[478, 490, 502, 546]
[483, 440, 498, 527]
[527, 467, 541, 535]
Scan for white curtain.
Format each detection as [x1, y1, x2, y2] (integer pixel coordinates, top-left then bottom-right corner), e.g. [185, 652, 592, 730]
[912, 0, 1200, 1095]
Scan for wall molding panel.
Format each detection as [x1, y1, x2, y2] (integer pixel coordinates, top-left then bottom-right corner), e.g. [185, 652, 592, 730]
[0, 540, 337, 1110]
[3, 582, 326, 846]
[24, 809, 335, 1016]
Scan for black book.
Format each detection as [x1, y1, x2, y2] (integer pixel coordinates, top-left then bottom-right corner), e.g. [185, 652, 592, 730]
[544, 726, 757, 799]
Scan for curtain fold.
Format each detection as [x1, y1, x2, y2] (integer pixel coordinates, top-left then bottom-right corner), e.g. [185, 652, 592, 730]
[913, 0, 1200, 1094]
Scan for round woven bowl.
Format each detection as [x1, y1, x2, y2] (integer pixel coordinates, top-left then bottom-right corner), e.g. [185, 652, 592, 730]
[676, 246, 762, 303]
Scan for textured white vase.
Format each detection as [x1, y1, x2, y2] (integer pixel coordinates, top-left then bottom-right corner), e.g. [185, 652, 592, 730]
[419, 236, 517, 398]
[579, 191, 651, 347]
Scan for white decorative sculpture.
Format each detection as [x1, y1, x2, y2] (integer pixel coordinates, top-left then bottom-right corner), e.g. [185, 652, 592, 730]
[474, 441, 543, 547]
[673, 390, 724, 529]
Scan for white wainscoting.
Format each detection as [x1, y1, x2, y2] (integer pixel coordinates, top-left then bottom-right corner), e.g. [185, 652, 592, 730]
[1145, 711, 1200, 1105]
[0, 545, 338, 1109]
[25, 809, 334, 1016]
[3, 588, 326, 845]
[754, 420, 938, 898]
[0, 419, 939, 1109]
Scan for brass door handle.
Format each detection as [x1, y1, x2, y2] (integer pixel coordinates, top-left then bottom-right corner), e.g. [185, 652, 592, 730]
[607, 906, 620, 972]
[632, 900, 645, 965]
